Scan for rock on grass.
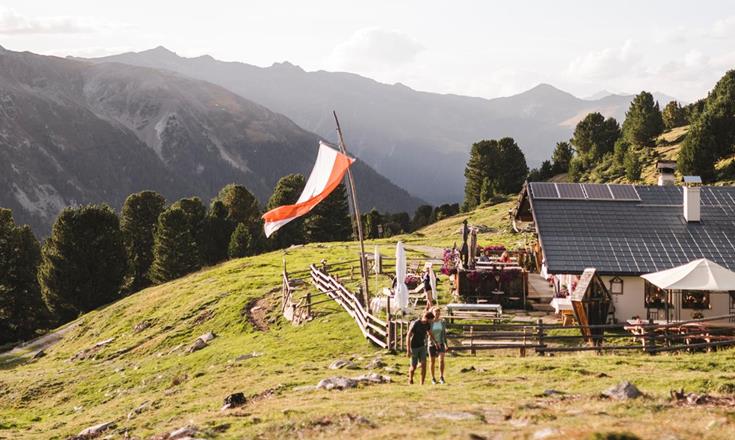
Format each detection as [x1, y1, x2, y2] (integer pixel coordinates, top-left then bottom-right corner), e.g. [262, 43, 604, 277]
[602, 381, 642, 400]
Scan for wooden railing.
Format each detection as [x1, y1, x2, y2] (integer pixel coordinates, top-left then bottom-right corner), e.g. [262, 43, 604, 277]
[446, 314, 735, 356]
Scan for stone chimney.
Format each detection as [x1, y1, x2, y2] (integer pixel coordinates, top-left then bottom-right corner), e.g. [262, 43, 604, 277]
[683, 176, 702, 223]
[656, 160, 676, 186]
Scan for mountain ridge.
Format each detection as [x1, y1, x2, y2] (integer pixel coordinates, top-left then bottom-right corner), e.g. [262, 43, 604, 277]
[0, 48, 423, 235]
[80, 47, 681, 203]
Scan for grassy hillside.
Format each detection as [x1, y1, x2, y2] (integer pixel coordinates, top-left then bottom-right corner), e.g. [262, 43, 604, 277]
[3, 206, 735, 439]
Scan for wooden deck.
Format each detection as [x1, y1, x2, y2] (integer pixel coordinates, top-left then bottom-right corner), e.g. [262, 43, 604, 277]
[526, 273, 555, 312]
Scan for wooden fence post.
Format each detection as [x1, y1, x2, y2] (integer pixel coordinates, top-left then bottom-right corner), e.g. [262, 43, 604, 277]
[536, 318, 546, 356]
[386, 295, 393, 351]
[470, 325, 476, 356]
[645, 320, 657, 355]
[306, 292, 312, 320]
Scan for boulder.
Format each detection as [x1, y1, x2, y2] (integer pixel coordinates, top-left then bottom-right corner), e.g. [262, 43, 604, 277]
[187, 338, 208, 353]
[168, 425, 199, 439]
[424, 411, 477, 421]
[221, 392, 247, 410]
[198, 332, 216, 343]
[366, 357, 386, 369]
[127, 401, 150, 420]
[317, 376, 358, 390]
[77, 421, 115, 437]
[354, 373, 391, 384]
[329, 359, 359, 370]
[602, 381, 642, 400]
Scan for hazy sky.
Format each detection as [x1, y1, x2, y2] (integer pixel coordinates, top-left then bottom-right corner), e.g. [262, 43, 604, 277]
[1, 1, 734, 102]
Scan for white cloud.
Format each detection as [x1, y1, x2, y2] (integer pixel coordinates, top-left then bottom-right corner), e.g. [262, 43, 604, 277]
[711, 16, 735, 38]
[0, 7, 101, 34]
[567, 40, 641, 80]
[326, 27, 424, 75]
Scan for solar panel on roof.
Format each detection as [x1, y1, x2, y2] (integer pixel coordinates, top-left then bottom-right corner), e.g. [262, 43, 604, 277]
[530, 182, 559, 199]
[556, 183, 586, 199]
[608, 184, 640, 201]
[582, 183, 613, 200]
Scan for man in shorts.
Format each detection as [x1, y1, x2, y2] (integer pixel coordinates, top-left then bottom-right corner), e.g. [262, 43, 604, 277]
[406, 311, 438, 384]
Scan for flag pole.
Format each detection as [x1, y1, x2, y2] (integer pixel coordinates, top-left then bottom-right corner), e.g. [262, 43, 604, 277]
[333, 111, 370, 305]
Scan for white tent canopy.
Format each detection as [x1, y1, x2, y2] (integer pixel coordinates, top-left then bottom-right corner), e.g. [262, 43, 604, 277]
[641, 258, 735, 291]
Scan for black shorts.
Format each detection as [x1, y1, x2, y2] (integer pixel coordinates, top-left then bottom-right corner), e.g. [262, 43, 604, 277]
[430, 343, 447, 357]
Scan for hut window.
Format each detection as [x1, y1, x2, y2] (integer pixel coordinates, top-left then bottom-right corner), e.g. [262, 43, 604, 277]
[644, 281, 666, 308]
[609, 277, 623, 295]
[682, 290, 710, 309]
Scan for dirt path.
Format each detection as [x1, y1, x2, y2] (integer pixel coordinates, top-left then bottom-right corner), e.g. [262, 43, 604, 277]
[405, 244, 444, 263]
[0, 322, 78, 364]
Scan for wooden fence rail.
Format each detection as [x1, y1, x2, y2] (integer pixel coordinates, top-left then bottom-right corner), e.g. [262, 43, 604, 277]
[287, 262, 735, 357]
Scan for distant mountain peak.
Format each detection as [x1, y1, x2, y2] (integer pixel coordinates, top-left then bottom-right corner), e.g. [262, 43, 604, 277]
[518, 83, 575, 100]
[270, 61, 304, 72]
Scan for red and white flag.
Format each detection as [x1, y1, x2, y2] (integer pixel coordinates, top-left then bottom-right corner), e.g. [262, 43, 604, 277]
[263, 141, 355, 237]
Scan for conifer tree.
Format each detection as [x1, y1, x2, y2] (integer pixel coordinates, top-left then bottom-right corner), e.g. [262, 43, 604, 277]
[304, 184, 352, 242]
[38, 205, 127, 322]
[572, 113, 620, 166]
[170, 197, 207, 264]
[365, 208, 382, 239]
[120, 191, 165, 292]
[0, 209, 47, 343]
[622, 91, 664, 147]
[149, 207, 200, 283]
[662, 100, 687, 130]
[624, 149, 642, 181]
[228, 223, 251, 258]
[213, 184, 260, 225]
[494, 137, 529, 194]
[202, 200, 234, 265]
[412, 205, 435, 230]
[551, 141, 574, 174]
[266, 174, 306, 249]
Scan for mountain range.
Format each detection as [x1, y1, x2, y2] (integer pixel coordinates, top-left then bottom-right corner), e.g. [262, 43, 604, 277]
[82, 47, 678, 203]
[0, 46, 422, 235]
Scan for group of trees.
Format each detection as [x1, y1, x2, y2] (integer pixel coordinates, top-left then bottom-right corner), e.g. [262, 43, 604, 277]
[678, 70, 735, 181]
[1, 170, 463, 344]
[463, 137, 528, 211]
[0, 177, 356, 344]
[527, 90, 690, 184]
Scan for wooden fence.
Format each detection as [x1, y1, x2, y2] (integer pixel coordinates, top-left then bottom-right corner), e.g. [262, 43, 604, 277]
[287, 262, 735, 357]
[447, 314, 735, 356]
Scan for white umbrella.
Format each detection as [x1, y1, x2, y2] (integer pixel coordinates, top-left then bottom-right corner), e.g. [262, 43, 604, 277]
[396, 241, 409, 311]
[642, 258, 735, 291]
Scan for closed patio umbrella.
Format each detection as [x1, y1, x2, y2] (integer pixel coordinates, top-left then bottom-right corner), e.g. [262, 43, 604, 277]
[396, 241, 409, 311]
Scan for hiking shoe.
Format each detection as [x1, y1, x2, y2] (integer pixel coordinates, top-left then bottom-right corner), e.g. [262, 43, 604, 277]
[440, 377, 446, 384]
[431, 378, 437, 385]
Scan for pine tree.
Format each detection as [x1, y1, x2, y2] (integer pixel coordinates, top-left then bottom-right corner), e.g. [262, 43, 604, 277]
[202, 200, 234, 265]
[213, 184, 260, 226]
[412, 205, 435, 230]
[170, 197, 207, 265]
[266, 174, 306, 249]
[624, 148, 642, 181]
[120, 191, 165, 292]
[662, 100, 687, 130]
[494, 137, 529, 194]
[622, 91, 664, 147]
[0, 209, 47, 343]
[572, 113, 620, 166]
[462, 140, 493, 211]
[304, 184, 352, 242]
[38, 205, 127, 322]
[228, 223, 251, 258]
[364, 209, 382, 239]
[613, 138, 630, 167]
[149, 207, 201, 283]
[551, 141, 574, 174]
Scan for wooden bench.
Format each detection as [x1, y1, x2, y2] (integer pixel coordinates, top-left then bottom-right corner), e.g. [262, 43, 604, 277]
[446, 303, 502, 322]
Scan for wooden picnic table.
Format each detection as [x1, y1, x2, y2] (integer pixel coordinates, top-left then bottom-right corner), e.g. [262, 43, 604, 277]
[446, 303, 502, 322]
